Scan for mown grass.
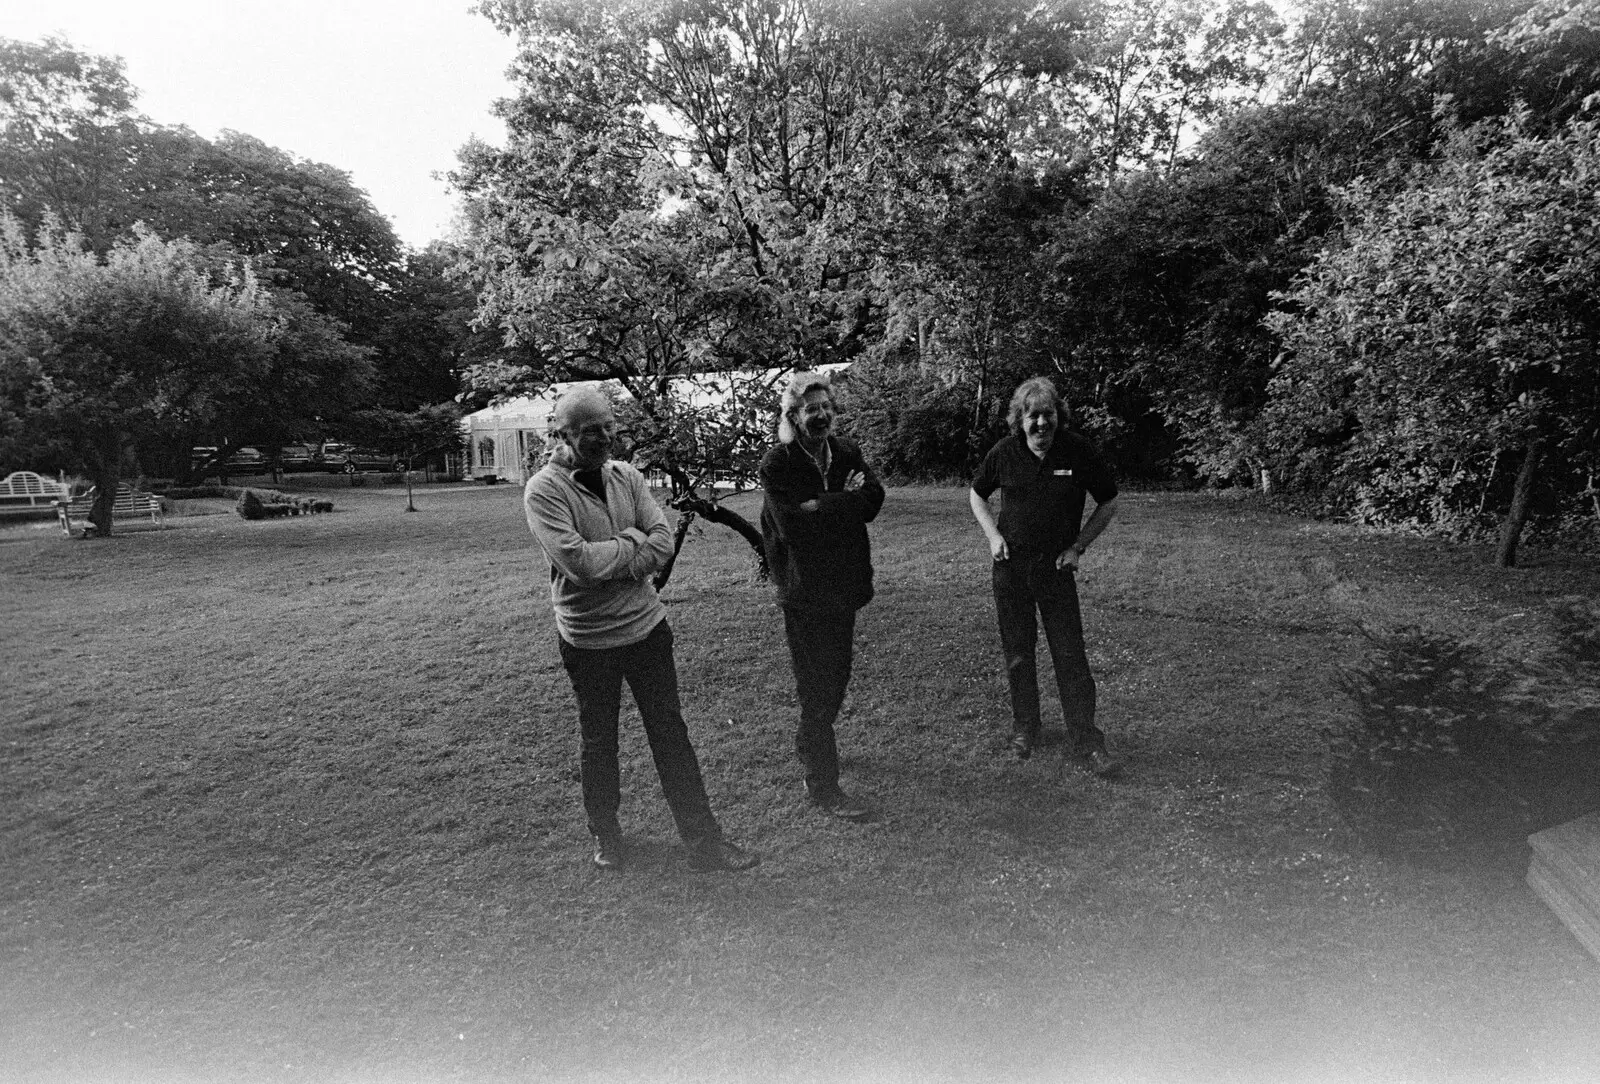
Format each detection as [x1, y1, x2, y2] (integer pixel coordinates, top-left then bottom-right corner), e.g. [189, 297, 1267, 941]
[3, 483, 1599, 1084]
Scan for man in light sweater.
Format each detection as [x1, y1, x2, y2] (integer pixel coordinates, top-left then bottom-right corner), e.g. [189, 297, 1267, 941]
[524, 385, 759, 874]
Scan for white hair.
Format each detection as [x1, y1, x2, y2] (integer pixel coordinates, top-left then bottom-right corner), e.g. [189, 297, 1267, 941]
[547, 385, 615, 467]
[777, 371, 833, 444]
[550, 385, 614, 436]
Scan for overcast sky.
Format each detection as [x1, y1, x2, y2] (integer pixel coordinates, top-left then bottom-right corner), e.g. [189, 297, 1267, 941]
[0, 0, 519, 248]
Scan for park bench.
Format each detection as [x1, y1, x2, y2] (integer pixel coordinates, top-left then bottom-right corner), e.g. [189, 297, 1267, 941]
[0, 471, 70, 517]
[56, 483, 167, 537]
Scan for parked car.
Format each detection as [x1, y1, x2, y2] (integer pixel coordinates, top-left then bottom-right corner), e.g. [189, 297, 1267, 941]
[191, 446, 267, 475]
[277, 444, 319, 472]
[225, 447, 268, 473]
[320, 445, 399, 474]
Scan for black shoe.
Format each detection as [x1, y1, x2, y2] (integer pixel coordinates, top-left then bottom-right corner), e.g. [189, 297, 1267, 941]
[809, 786, 871, 821]
[687, 838, 761, 873]
[1082, 749, 1123, 778]
[1010, 730, 1036, 760]
[592, 835, 624, 871]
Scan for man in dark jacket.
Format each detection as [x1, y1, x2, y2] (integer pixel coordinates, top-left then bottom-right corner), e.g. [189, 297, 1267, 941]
[759, 370, 885, 820]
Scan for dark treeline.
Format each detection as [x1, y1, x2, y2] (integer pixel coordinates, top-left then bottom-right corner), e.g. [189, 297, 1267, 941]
[452, 0, 1600, 563]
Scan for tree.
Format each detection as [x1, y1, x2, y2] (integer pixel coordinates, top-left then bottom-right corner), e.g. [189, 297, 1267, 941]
[1016, 0, 1591, 488]
[2, 37, 433, 431]
[455, 0, 1088, 564]
[0, 36, 147, 252]
[163, 131, 407, 348]
[345, 401, 465, 467]
[368, 244, 493, 412]
[1489, 0, 1600, 125]
[1058, 0, 1283, 179]
[0, 217, 374, 534]
[1262, 113, 1600, 564]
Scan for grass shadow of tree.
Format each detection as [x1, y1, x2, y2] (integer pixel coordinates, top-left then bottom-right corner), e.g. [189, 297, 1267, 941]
[1329, 605, 1600, 874]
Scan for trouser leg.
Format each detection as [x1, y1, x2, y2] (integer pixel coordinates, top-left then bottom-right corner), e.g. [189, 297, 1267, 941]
[783, 606, 855, 795]
[1038, 569, 1104, 755]
[558, 636, 624, 841]
[993, 558, 1042, 738]
[622, 620, 721, 844]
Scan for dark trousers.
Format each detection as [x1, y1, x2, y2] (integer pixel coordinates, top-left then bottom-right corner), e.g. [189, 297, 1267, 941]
[557, 619, 721, 844]
[781, 606, 856, 795]
[992, 554, 1105, 754]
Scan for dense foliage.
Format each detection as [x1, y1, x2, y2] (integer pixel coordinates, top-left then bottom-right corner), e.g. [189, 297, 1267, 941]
[453, 0, 1086, 491]
[450, 0, 1600, 560]
[1263, 114, 1600, 562]
[0, 36, 489, 474]
[0, 220, 371, 534]
[8, 2, 1600, 557]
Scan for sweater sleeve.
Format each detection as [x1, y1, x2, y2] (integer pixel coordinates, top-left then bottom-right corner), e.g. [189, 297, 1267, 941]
[619, 466, 675, 579]
[525, 473, 648, 587]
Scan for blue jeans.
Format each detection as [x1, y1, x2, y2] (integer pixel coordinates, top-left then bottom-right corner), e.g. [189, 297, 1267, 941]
[992, 553, 1104, 754]
[557, 619, 721, 844]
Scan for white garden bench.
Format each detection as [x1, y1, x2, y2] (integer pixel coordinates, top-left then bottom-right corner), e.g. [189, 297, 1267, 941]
[57, 483, 166, 537]
[0, 471, 70, 516]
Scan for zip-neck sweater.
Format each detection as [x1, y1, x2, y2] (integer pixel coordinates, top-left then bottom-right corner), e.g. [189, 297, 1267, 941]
[524, 459, 675, 649]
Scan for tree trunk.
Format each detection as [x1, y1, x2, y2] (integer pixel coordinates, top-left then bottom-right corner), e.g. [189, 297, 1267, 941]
[652, 510, 698, 593]
[1496, 440, 1542, 568]
[83, 425, 122, 540]
[87, 449, 121, 538]
[645, 462, 771, 584]
[677, 495, 769, 580]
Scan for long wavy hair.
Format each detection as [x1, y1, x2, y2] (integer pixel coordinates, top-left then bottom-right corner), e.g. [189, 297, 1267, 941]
[1006, 377, 1068, 440]
[777, 370, 834, 444]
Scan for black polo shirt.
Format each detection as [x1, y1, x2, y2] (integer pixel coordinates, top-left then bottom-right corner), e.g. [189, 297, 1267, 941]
[971, 432, 1117, 555]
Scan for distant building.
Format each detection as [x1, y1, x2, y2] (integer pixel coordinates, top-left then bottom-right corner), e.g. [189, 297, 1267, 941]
[459, 385, 573, 485]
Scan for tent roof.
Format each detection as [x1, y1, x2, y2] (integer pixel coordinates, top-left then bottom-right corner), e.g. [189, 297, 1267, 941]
[461, 365, 851, 428]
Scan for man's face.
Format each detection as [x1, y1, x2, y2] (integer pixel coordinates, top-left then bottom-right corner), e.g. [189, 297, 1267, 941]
[796, 388, 834, 441]
[1023, 397, 1057, 450]
[560, 403, 616, 470]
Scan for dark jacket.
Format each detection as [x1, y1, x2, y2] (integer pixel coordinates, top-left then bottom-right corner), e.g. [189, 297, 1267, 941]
[759, 435, 885, 611]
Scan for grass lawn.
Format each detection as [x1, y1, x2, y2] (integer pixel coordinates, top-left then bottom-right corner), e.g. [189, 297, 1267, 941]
[3, 482, 1599, 1084]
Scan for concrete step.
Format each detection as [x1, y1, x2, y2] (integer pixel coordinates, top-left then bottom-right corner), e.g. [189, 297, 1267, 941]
[1528, 812, 1600, 962]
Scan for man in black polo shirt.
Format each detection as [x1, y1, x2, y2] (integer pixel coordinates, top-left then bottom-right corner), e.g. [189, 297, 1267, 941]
[970, 377, 1121, 774]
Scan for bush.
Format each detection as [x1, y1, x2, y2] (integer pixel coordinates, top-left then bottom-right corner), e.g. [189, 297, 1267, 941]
[837, 360, 978, 482]
[159, 485, 243, 500]
[236, 489, 332, 520]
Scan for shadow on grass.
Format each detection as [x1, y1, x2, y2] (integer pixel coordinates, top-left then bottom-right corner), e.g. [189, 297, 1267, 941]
[1329, 605, 1600, 874]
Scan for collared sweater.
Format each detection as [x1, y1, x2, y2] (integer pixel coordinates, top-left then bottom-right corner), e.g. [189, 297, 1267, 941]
[524, 458, 675, 649]
[759, 435, 885, 612]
